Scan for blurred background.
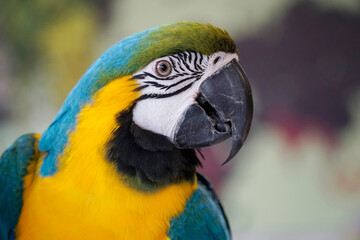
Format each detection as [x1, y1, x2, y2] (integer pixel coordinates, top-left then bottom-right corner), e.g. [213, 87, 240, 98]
[0, 0, 360, 239]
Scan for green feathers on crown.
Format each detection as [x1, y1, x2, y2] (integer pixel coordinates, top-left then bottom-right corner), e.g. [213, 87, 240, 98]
[128, 21, 237, 74]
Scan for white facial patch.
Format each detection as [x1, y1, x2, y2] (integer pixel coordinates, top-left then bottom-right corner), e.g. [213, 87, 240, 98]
[132, 51, 238, 141]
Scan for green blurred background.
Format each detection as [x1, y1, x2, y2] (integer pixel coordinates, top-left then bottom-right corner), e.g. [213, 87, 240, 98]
[1, 0, 360, 239]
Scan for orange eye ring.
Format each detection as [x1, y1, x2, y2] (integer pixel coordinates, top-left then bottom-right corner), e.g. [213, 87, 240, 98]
[155, 60, 172, 77]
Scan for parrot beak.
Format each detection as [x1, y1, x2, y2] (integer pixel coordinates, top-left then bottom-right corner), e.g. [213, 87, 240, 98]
[174, 59, 253, 164]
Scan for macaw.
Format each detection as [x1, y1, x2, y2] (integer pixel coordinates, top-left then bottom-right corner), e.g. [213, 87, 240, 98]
[0, 22, 253, 240]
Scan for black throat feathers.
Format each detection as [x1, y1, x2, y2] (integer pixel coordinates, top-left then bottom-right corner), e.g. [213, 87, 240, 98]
[106, 107, 201, 192]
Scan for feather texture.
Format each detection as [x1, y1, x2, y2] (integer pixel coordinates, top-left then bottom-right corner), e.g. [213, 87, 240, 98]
[0, 134, 40, 240]
[168, 173, 230, 240]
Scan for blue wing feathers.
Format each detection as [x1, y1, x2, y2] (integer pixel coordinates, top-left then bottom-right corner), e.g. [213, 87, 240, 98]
[0, 134, 40, 240]
[196, 173, 231, 234]
[168, 172, 231, 240]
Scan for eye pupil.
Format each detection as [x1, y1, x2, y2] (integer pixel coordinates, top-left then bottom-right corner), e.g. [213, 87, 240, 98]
[159, 63, 168, 72]
[155, 60, 172, 77]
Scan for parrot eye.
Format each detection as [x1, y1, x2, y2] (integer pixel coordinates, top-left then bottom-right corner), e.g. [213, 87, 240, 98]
[155, 60, 172, 77]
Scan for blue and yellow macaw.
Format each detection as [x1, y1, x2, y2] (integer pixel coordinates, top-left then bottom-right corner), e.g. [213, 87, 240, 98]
[0, 22, 253, 240]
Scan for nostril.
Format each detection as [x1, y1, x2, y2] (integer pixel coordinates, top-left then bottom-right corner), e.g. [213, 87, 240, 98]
[213, 56, 220, 65]
[215, 122, 231, 133]
[196, 93, 230, 133]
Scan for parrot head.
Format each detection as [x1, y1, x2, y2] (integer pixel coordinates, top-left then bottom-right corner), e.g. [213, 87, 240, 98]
[39, 22, 253, 187]
[129, 22, 253, 164]
[132, 46, 252, 165]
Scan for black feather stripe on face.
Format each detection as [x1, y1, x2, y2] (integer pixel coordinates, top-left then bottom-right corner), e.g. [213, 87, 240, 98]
[131, 52, 207, 102]
[106, 106, 201, 192]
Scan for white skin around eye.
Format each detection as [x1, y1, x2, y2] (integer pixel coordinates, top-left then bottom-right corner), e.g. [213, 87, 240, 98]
[132, 52, 238, 141]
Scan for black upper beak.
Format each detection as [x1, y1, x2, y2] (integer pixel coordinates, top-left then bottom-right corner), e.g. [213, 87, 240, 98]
[174, 59, 253, 164]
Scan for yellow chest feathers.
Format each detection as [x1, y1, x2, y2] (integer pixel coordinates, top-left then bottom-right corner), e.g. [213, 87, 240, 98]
[17, 162, 197, 240]
[16, 76, 198, 239]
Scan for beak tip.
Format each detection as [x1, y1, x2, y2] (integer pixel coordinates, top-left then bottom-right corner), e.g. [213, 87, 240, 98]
[221, 137, 245, 165]
[222, 155, 236, 166]
[221, 153, 236, 166]
[221, 159, 230, 166]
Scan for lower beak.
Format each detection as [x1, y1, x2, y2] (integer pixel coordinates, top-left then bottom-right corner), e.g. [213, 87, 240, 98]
[174, 59, 253, 164]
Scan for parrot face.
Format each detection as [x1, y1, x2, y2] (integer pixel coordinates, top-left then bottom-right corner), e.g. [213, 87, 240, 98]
[132, 51, 252, 163]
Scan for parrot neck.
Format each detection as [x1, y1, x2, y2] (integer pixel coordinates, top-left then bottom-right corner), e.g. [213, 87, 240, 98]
[18, 77, 200, 238]
[106, 107, 201, 192]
